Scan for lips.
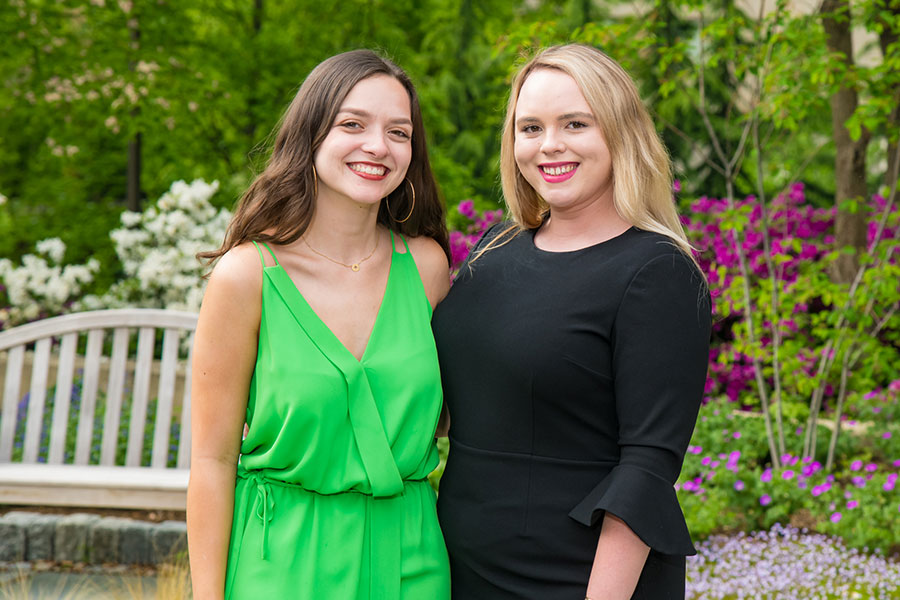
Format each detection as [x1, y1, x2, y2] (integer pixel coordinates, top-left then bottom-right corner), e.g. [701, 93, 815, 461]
[348, 162, 389, 180]
[539, 162, 578, 183]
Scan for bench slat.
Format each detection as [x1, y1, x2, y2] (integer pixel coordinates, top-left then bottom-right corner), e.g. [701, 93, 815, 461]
[1, 309, 198, 511]
[1, 346, 25, 461]
[48, 333, 77, 464]
[177, 334, 194, 469]
[151, 328, 179, 468]
[23, 338, 51, 463]
[126, 327, 155, 467]
[74, 329, 104, 465]
[0, 309, 197, 350]
[100, 328, 130, 466]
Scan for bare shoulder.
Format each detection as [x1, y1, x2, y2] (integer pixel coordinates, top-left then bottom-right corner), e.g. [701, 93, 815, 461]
[405, 236, 451, 308]
[206, 243, 263, 296]
[200, 242, 264, 323]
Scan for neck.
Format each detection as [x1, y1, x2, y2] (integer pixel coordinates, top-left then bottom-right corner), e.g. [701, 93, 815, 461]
[537, 195, 631, 251]
[302, 192, 382, 261]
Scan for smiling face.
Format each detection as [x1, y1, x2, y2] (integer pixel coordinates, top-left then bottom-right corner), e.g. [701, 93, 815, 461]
[313, 74, 413, 208]
[513, 68, 613, 214]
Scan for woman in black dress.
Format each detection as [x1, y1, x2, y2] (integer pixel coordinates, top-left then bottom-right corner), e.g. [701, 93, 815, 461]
[433, 44, 711, 599]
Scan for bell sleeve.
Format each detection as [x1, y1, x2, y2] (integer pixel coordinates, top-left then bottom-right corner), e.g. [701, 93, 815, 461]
[568, 250, 711, 556]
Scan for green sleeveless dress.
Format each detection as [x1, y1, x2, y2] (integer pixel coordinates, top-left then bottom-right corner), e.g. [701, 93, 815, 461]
[223, 234, 450, 599]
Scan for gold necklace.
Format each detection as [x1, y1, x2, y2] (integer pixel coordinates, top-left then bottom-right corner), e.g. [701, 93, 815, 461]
[302, 234, 379, 272]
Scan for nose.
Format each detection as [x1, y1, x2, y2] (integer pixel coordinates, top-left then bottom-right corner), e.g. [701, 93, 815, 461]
[540, 129, 565, 154]
[361, 130, 389, 157]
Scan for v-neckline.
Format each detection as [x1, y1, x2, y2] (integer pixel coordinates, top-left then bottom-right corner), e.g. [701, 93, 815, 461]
[265, 245, 396, 365]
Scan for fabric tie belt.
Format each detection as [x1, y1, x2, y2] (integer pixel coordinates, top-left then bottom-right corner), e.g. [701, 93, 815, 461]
[236, 467, 424, 600]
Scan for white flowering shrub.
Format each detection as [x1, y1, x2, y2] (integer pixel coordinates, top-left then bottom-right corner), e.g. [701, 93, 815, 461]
[91, 179, 231, 311]
[0, 179, 230, 326]
[0, 238, 100, 326]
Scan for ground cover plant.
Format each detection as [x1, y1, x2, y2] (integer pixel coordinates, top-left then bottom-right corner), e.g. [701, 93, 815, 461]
[686, 523, 900, 599]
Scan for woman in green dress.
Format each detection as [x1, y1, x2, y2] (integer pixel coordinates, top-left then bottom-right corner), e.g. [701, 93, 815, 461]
[187, 50, 452, 600]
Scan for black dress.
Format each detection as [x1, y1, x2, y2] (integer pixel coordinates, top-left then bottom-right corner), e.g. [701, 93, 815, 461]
[432, 225, 711, 600]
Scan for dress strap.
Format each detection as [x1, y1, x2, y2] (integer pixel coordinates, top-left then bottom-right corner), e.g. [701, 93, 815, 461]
[251, 241, 280, 267]
[390, 230, 411, 254]
[250, 241, 265, 266]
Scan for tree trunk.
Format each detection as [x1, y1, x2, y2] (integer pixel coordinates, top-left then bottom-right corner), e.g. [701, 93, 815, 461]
[244, 0, 263, 140]
[579, 0, 592, 24]
[879, 10, 899, 194]
[822, 0, 869, 283]
[126, 20, 142, 212]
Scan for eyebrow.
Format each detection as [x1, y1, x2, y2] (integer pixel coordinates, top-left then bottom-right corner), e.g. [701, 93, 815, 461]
[515, 111, 595, 128]
[339, 107, 412, 127]
[558, 111, 594, 121]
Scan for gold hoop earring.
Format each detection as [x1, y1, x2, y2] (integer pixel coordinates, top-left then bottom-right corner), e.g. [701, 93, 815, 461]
[386, 179, 415, 223]
[311, 165, 318, 197]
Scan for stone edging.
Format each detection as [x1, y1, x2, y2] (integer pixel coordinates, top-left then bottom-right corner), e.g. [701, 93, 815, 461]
[0, 512, 186, 566]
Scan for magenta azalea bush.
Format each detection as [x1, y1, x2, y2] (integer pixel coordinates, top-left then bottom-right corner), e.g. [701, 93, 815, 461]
[686, 183, 900, 410]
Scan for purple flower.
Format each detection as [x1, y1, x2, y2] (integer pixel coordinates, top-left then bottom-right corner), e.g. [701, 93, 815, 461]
[457, 199, 476, 219]
[847, 500, 859, 509]
[761, 469, 772, 483]
[734, 480, 745, 491]
[850, 460, 863, 471]
[760, 494, 772, 506]
[702, 456, 712, 466]
[830, 512, 842, 523]
[732, 431, 741, 439]
[883, 432, 893, 439]
[865, 463, 878, 473]
[884, 482, 895, 492]
[782, 470, 795, 480]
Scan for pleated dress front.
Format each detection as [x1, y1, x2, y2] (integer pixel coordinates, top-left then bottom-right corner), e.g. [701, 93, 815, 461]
[223, 236, 450, 600]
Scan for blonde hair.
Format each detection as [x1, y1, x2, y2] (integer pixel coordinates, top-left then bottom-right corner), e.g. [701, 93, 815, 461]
[480, 43, 695, 265]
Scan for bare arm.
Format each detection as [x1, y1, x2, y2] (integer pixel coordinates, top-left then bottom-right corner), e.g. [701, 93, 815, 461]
[187, 246, 261, 600]
[585, 512, 650, 599]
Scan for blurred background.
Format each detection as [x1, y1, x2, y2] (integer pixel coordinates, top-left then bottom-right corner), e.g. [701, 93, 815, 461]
[2, 0, 896, 284]
[3, 2, 900, 595]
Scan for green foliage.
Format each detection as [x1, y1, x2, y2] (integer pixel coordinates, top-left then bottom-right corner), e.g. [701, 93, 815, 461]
[679, 397, 900, 551]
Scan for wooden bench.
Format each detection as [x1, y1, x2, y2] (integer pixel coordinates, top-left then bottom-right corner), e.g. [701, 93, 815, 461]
[0, 309, 197, 511]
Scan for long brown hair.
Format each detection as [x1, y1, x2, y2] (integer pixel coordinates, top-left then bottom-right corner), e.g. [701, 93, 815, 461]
[200, 49, 449, 263]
